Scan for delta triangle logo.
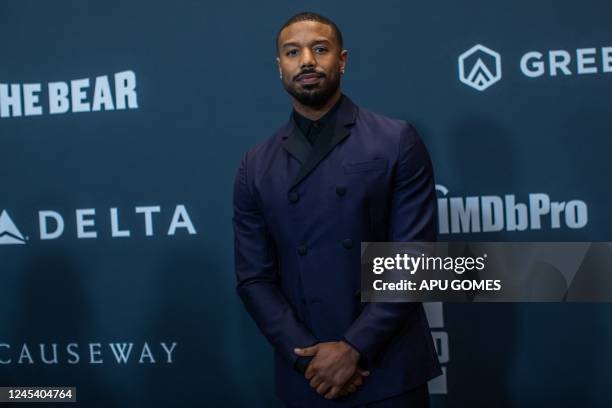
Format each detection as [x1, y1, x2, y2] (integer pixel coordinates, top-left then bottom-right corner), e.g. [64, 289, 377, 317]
[0, 210, 26, 245]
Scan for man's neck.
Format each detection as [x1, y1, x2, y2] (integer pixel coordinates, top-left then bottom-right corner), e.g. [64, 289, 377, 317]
[292, 90, 342, 121]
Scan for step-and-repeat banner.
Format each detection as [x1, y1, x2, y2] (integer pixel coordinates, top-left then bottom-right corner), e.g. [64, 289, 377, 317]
[1, 1, 611, 406]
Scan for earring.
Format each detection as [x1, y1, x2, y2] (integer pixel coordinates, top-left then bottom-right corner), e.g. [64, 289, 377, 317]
[341, 68, 345, 74]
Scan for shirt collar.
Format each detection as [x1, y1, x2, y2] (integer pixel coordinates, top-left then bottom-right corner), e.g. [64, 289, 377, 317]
[292, 94, 344, 136]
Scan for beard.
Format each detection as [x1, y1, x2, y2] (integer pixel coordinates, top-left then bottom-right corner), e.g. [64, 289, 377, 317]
[283, 70, 341, 108]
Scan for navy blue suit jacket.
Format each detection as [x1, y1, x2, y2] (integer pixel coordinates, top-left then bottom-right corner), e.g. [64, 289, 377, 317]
[233, 96, 441, 406]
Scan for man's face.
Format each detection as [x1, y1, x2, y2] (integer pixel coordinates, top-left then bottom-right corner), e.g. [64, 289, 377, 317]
[276, 21, 347, 107]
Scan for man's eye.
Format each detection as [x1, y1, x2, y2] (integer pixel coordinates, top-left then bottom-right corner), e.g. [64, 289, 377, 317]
[314, 47, 328, 54]
[286, 49, 298, 57]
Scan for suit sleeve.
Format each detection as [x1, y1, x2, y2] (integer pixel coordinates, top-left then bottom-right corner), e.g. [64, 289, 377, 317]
[343, 123, 437, 367]
[233, 153, 318, 367]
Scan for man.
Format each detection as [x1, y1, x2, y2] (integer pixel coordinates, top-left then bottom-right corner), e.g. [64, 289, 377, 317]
[233, 12, 441, 407]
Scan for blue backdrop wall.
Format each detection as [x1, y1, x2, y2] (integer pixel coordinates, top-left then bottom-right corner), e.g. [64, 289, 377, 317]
[1, 1, 611, 406]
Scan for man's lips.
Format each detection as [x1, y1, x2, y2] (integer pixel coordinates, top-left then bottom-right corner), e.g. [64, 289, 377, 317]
[296, 73, 324, 84]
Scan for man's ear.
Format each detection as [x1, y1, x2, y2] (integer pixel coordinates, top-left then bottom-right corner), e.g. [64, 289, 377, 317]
[340, 50, 348, 74]
[276, 57, 282, 78]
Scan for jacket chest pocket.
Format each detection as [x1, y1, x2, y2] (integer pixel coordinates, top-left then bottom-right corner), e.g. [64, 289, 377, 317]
[343, 158, 388, 174]
[341, 158, 389, 202]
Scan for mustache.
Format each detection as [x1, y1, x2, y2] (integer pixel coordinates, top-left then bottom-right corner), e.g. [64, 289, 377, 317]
[294, 69, 325, 81]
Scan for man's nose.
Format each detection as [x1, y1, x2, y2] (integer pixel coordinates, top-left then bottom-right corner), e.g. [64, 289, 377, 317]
[299, 48, 315, 69]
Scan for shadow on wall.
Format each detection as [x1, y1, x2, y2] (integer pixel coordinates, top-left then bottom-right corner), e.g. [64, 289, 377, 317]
[438, 117, 604, 407]
[140, 242, 259, 407]
[440, 117, 519, 406]
[8, 249, 118, 407]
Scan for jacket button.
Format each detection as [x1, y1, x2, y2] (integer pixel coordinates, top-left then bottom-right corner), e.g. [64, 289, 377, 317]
[297, 245, 308, 255]
[288, 191, 299, 203]
[342, 238, 354, 249]
[336, 186, 346, 196]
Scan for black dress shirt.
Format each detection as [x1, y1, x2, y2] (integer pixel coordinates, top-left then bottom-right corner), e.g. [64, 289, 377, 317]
[292, 95, 344, 146]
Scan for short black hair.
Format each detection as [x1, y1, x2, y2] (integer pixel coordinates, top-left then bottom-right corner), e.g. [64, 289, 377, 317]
[276, 12, 344, 53]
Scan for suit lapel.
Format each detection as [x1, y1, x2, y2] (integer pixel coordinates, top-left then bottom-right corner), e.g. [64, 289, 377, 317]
[280, 120, 311, 164]
[280, 96, 358, 190]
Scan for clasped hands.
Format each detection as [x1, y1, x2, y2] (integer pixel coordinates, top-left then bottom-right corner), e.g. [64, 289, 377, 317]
[294, 341, 370, 400]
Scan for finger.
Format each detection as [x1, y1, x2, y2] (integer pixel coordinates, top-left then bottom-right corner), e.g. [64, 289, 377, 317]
[309, 375, 324, 389]
[316, 382, 331, 396]
[324, 386, 341, 400]
[294, 345, 318, 357]
[352, 375, 363, 387]
[304, 364, 316, 380]
[338, 382, 356, 397]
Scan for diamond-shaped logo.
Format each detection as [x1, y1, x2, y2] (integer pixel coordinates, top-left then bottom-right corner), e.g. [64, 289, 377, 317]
[0, 210, 26, 245]
[458, 44, 502, 91]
